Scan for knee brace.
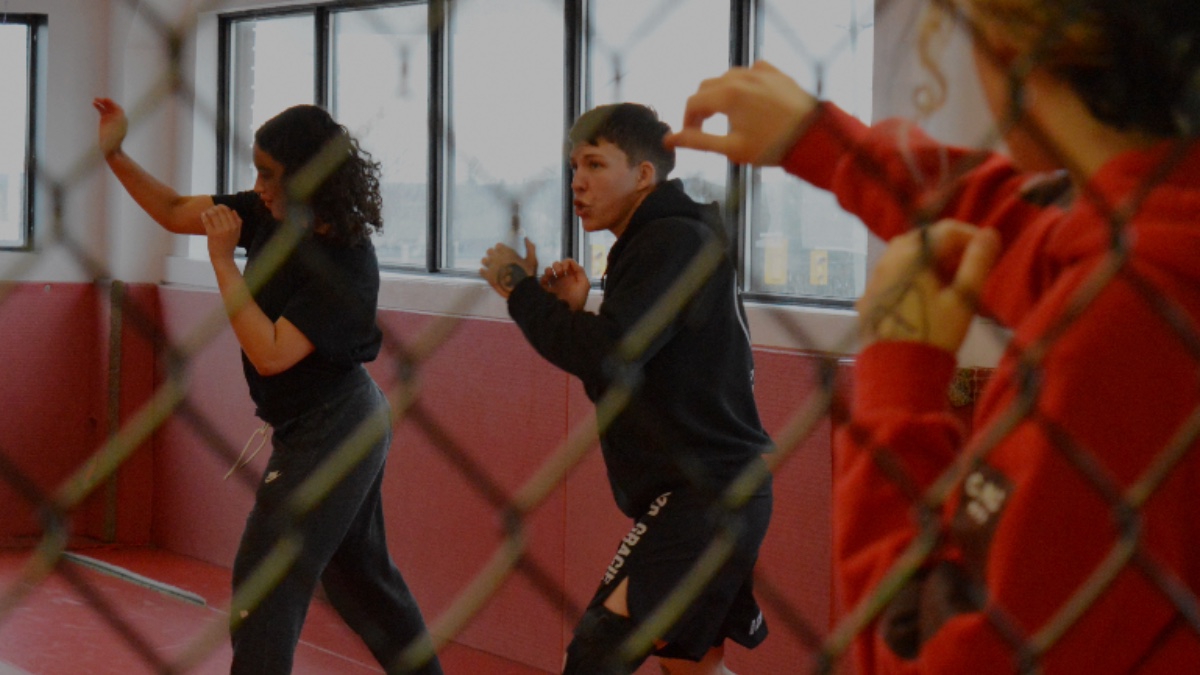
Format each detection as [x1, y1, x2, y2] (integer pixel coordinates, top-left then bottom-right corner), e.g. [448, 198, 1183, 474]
[562, 606, 650, 675]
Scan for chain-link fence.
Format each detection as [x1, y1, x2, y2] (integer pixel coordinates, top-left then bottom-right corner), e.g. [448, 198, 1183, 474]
[2, 0, 1198, 673]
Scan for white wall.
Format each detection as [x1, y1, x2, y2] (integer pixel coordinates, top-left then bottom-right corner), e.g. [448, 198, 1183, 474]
[110, 0, 327, 283]
[0, 0, 112, 283]
[0, 0, 301, 285]
[874, 0, 994, 145]
[0, 0, 197, 284]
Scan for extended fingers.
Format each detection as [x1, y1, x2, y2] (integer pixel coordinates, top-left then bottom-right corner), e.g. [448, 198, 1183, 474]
[676, 64, 770, 130]
[667, 76, 743, 151]
[677, 81, 733, 131]
[667, 61, 816, 165]
[484, 242, 516, 262]
[521, 237, 539, 271]
[664, 127, 736, 158]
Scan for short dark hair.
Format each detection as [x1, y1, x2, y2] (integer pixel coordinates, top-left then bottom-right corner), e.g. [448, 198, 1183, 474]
[254, 104, 383, 246]
[568, 103, 675, 181]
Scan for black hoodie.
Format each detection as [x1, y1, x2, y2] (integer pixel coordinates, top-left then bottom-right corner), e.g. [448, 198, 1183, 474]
[508, 179, 771, 516]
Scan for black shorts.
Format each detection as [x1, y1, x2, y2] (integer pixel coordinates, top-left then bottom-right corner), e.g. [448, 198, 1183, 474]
[581, 479, 773, 661]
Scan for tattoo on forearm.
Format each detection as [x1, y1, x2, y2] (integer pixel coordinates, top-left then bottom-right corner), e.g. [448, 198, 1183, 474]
[499, 263, 528, 292]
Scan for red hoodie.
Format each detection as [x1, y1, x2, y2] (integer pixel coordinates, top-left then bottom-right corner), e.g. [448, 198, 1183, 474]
[785, 103, 1200, 673]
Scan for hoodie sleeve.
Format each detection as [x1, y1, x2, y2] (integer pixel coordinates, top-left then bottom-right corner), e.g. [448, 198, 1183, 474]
[782, 103, 1059, 247]
[783, 102, 1079, 328]
[834, 220, 1200, 673]
[507, 219, 705, 394]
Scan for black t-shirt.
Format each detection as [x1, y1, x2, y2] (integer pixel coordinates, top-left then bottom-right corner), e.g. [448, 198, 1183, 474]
[212, 191, 383, 425]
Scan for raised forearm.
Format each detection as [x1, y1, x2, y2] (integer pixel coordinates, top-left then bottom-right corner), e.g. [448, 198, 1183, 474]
[105, 149, 207, 235]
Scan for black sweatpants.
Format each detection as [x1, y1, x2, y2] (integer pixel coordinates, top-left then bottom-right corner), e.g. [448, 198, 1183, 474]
[230, 379, 441, 675]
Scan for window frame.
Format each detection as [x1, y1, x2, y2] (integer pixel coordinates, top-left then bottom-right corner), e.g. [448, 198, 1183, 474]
[215, 0, 874, 307]
[217, 0, 442, 270]
[0, 14, 46, 252]
[216, 3, 321, 198]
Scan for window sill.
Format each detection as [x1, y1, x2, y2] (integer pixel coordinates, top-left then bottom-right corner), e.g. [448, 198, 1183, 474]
[162, 255, 1005, 367]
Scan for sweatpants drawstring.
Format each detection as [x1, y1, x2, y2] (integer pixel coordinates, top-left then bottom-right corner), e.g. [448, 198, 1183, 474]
[225, 422, 271, 480]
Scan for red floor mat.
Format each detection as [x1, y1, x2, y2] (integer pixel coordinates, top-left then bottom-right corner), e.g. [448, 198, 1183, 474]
[0, 545, 550, 674]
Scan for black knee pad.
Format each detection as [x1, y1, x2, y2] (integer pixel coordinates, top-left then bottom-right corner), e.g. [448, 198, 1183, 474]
[562, 606, 650, 675]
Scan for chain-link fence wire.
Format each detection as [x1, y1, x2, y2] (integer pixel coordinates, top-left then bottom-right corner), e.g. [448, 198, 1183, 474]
[2, 0, 1198, 672]
[822, 1, 1200, 672]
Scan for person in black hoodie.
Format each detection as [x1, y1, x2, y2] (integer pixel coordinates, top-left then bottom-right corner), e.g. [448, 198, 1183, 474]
[480, 103, 773, 675]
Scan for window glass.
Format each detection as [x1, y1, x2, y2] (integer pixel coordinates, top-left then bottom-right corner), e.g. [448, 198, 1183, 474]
[226, 14, 316, 192]
[0, 23, 31, 247]
[749, 0, 875, 301]
[584, 0, 730, 279]
[331, 5, 428, 267]
[443, 0, 565, 272]
[213, 1, 875, 306]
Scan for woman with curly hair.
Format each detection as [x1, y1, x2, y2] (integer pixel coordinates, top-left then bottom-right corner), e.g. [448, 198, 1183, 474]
[94, 99, 442, 675]
[669, 0, 1200, 671]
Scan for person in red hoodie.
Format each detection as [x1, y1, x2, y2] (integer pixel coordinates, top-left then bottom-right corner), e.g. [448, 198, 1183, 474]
[667, 0, 1200, 672]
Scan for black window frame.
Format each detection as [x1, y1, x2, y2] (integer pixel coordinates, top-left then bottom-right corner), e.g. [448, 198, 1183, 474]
[0, 13, 46, 252]
[216, 0, 870, 308]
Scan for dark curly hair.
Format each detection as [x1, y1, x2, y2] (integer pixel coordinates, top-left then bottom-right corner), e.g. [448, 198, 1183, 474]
[568, 103, 676, 181]
[942, 0, 1200, 137]
[1052, 0, 1200, 137]
[254, 105, 383, 246]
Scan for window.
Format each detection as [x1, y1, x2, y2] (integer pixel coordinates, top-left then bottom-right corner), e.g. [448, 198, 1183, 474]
[330, 4, 430, 268]
[218, 0, 875, 303]
[443, 0, 564, 273]
[749, 0, 875, 303]
[584, 0, 730, 279]
[222, 12, 315, 194]
[0, 15, 44, 250]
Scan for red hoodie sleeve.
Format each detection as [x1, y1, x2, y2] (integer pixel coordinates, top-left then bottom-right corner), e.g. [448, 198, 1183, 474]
[835, 281, 1200, 673]
[833, 342, 1019, 674]
[809, 103, 1200, 674]
[781, 102, 1074, 327]
[832, 342, 960, 652]
[782, 103, 1023, 239]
